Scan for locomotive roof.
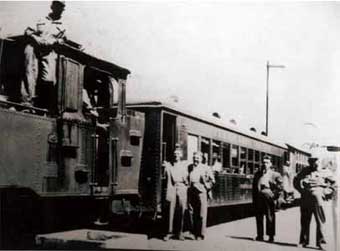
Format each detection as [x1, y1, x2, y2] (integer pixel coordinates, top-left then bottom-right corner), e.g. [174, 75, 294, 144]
[126, 99, 290, 150]
[1, 35, 131, 80]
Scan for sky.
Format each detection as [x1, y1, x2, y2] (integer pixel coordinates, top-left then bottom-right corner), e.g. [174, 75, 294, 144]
[1, 1, 339, 149]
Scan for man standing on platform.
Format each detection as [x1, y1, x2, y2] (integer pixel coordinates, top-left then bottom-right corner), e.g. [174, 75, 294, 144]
[163, 146, 189, 241]
[253, 155, 283, 243]
[294, 156, 336, 250]
[188, 151, 215, 240]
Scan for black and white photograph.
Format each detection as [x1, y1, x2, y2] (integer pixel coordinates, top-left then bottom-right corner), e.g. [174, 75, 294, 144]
[0, 1, 339, 250]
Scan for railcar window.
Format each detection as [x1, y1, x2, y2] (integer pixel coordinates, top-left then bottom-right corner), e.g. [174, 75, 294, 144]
[248, 149, 254, 161]
[255, 151, 260, 162]
[188, 134, 199, 163]
[231, 145, 239, 169]
[201, 137, 211, 165]
[272, 155, 278, 171]
[254, 163, 260, 173]
[222, 143, 231, 172]
[212, 140, 222, 172]
[247, 162, 254, 174]
[240, 147, 247, 159]
[212, 140, 221, 156]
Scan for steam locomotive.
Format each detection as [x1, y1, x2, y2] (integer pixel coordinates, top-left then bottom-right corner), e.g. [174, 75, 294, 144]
[0, 36, 144, 248]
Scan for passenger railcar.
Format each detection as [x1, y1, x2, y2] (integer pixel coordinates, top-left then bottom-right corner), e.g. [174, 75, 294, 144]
[126, 100, 298, 217]
[0, 36, 144, 248]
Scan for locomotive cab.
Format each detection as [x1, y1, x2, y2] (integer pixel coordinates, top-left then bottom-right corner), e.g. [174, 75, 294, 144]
[0, 36, 145, 247]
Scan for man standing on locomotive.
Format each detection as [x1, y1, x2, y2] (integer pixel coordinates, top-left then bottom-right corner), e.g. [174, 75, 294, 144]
[187, 151, 215, 240]
[163, 146, 189, 241]
[22, 0, 66, 112]
[252, 155, 283, 243]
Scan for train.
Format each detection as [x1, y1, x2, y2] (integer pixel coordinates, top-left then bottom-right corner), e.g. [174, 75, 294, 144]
[125, 100, 311, 215]
[0, 35, 311, 248]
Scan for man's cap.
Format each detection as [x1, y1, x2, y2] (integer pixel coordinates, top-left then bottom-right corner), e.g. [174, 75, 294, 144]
[52, 0, 66, 7]
[174, 144, 182, 153]
[308, 156, 319, 162]
[193, 151, 202, 158]
[263, 155, 271, 162]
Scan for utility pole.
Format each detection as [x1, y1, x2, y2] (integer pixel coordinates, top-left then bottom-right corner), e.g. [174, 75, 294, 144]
[265, 61, 285, 136]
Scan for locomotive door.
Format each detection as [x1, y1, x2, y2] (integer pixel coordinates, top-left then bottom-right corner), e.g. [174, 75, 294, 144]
[109, 79, 144, 196]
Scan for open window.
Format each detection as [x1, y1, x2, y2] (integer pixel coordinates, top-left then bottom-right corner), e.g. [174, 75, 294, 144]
[83, 67, 114, 122]
[222, 143, 231, 172]
[162, 113, 177, 162]
[201, 137, 211, 165]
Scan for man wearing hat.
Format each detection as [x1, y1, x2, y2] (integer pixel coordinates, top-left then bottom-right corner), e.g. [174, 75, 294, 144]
[187, 151, 215, 240]
[22, 0, 66, 111]
[294, 156, 335, 250]
[253, 155, 283, 243]
[162, 146, 189, 241]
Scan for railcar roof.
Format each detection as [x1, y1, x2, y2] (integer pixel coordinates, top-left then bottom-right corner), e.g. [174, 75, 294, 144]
[126, 99, 290, 150]
[286, 144, 311, 156]
[1, 36, 130, 80]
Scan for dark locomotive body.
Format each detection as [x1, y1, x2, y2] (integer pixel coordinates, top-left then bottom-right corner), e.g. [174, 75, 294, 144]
[0, 36, 144, 248]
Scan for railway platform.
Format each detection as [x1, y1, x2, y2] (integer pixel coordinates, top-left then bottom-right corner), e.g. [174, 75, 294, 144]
[36, 202, 338, 251]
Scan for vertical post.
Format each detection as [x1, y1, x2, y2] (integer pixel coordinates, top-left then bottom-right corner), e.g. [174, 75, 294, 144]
[110, 136, 118, 195]
[266, 61, 269, 136]
[117, 79, 127, 122]
[0, 36, 4, 94]
[90, 133, 98, 195]
[265, 61, 285, 137]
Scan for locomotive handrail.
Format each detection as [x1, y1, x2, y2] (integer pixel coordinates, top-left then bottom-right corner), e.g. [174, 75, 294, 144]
[0, 99, 48, 114]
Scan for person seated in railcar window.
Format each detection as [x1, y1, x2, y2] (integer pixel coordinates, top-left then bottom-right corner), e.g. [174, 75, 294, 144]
[211, 153, 222, 174]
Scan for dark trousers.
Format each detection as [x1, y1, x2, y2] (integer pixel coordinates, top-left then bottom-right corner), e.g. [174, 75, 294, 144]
[188, 188, 207, 238]
[299, 196, 326, 245]
[255, 192, 276, 238]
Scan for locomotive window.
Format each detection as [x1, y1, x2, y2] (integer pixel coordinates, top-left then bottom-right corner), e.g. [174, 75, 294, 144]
[254, 163, 260, 173]
[240, 147, 247, 159]
[248, 149, 254, 161]
[231, 145, 239, 167]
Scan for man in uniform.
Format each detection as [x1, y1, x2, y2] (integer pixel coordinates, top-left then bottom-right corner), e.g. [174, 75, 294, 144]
[188, 151, 215, 240]
[253, 155, 283, 243]
[294, 156, 336, 250]
[163, 146, 189, 241]
[22, 0, 66, 111]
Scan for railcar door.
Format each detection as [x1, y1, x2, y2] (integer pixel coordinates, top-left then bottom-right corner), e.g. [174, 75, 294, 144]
[162, 113, 177, 162]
